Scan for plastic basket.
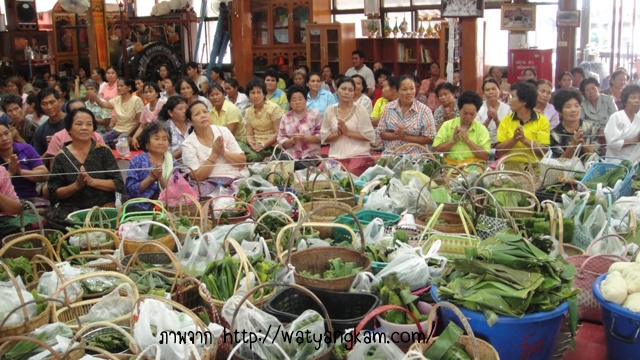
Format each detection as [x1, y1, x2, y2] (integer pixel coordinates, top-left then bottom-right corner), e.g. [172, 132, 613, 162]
[67, 208, 119, 229]
[332, 210, 401, 243]
[582, 160, 633, 201]
[264, 286, 380, 332]
[593, 273, 640, 360]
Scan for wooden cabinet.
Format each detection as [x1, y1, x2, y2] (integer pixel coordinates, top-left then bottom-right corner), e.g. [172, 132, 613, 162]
[250, 0, 330, 77]
[0, 30, 56, 79]
[355, 26, 447, 80]
[306, 23, 356, 75]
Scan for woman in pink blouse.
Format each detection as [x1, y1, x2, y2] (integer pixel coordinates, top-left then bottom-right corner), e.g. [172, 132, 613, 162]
[131, 82, 166, 149]
[320, 77, 376, 176]
[277, 85, 322, 170]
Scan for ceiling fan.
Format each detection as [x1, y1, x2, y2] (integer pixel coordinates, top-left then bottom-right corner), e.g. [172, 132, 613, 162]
[210, 0, 232, 17]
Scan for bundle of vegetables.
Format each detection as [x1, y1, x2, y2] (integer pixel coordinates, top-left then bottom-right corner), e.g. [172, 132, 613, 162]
[377, 156, 440, 178]
[299, 258, 362, 279]
[374, 274, 428, 324]
[173, 215, 194, 233]
[365, 231, 414, 263]
[127, 270, 174, 296]
[515, 212, 575, 253]
[202, 255, 241, 301]
[583, 159, 632, 189]
[86, 329, 130, 354]
[0, 256, 34, 283]
[436, 233, 579, 336]
[423, 322, 472, 360]
[2, 332, 47, 360]
[600, 257, 640, 312]
[247, 254, 281, 294]
[339, 177, 363, 194]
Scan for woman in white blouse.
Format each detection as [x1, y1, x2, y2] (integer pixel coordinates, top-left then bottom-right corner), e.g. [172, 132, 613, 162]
[476, 78, 511, 145]
[604, 84, 640, 161]
[351, 74, 373, 114]
[181, 100, 246, 194]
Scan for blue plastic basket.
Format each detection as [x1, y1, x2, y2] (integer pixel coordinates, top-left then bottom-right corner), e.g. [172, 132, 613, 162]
[582, 160, 633, 201]
[593, 273, 640, 360]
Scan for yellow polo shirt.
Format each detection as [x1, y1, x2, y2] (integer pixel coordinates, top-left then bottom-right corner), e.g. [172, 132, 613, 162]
[210, 99, 245, 142]
[433, 117, 491, 165]
[371, 97, 388, 119]
[496, 111, 551, 162]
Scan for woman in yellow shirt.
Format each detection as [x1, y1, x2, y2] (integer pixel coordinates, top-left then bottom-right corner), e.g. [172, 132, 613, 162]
[242, 77, 284, 163]
[208, 84, 245, 142]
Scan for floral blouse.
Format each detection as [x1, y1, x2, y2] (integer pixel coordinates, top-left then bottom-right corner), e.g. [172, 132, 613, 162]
[277, 109, 322, 160]
[245, 101, 284, 145]
[48, 141, 125, 209]
[433, 104, 460, 127]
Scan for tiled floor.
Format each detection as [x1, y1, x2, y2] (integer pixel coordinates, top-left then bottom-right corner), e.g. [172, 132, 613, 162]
[562, 322, 607, 360]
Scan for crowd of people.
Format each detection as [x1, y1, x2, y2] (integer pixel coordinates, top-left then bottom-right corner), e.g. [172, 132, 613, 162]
[0, 51, 639, 236]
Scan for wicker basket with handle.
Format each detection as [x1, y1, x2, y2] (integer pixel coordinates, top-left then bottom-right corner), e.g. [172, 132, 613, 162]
[55, 228, 119, 259]
[285, 204, 372, 292]
[418, 204, 480, 259]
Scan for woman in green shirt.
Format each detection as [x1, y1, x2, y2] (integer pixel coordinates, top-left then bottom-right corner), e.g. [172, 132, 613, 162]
[433, 91, 491, 165]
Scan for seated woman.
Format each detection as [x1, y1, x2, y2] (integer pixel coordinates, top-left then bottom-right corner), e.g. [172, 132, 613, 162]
[529, 79, 560, 129]
[603, 69, 629, 109]
[433, 91, 491, 165]
[264, 69, 289, 111]
[550, 89, 598, 159]
[378, 75, 436, 157]
[241, 77, 284, 163]
[306, 72, 336, 118]
[182, 101, 246, 194]
[371, 76, 399, 127]
[177, 77, 213, 109]
[0, 123, 49, 201]
[277, 85, 322, 170]
[46, 109, 125, 228]
[158, 96, 190, 160]
[352, 75, 373, 115]
[604, 84, 640, 159]
[126, 122, 177, 201]
[580, 77, 618, 132]
[373, 67, 391, 105]
[476, 78, 511, 145]
[224, 78, 250, 119]
[88, 78, 144, 148]
[321, 77, 376, 176]
[131, 82, 166, 150]
[208, 84, 245, 143]
[495, 82, 551, 162]
[433, 82, 459, 128]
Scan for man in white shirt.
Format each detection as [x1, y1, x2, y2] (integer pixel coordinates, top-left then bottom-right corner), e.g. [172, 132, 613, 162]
[345, 50, 375, 97]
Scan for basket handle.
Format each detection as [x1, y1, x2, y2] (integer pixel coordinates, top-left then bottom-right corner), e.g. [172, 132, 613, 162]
[578, 254, 628, 274]
[116, 198, 171, 227]
[462, 186, 519, 234]
[117, 220, 182, 262]
[390, 143, 436, 159]
[426, 302, 481, 360]
[65, 346, 121, 360]
[0, 297, 73, 328]
[357, 180, 381, 210]
[275, 221, 359, 263]
[229, 282, 334, 348]
[67, 320, 140, 355]
[83, 205, 111, 229]
[31, 254, 79, 305]
[219, 237, 267, 301]
[0, 259, 30, 321]
[585, 234, 628, 256]
[56, 228, 119, 256]
[320, 157, 357, 196]
[0, 336, 62, 359]
[352, 304, 424, 347]
[309, 171, 338, 200]
[18, 200, 44, 236]
[178, 276, 223, 327]
[0, 233, 59, 261]
[65, 253, 122, 272]
[255, 210, 294, 230]
[473, 169, 536, 192]
[201, 195, 253, 228]
[286, 203, 365, 263]
[123, 240, 184, 281]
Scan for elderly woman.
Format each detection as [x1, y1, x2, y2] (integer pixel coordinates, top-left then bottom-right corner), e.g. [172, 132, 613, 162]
[46, 109, 125, 227]
[433, 91, 491, 165]
[603, 69, 629, 110]
[131, 82, 166, 150]
[177, 77, 212, 109]
[476, 78, 511, 145]
[604, 84, 640, 160]
[529, 79, 560, 129]
[158, 96, 190, 160]
[89, 77, 144, 148]
[306, 72, 336, 118]
[182, 100, 246, 193]
[209, 84, 245, 142]
[264, 69, 289, 111]
[496, 82, 551, 162]
[433, 82, 459, 128]
[277, 85, 322, 170]
[580, 77, 618, 132]
[321, 77, 376, 176]
[291, 69, 307, 87]
[550, 89, 598, 159]
[378, 75, 436, 157]
[0, 123, 48, 200]
[352, 75, 373, 115]
[242, 77, 284, 163]
[126, 122, 177, 201]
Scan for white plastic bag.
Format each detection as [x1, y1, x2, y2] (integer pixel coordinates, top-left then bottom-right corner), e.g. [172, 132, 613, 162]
[348, 341, 405, 360]
[363, 186, 394, 213]
[364, 218, 386, 245]
[36, 271, 82, 302]
[297, 238, 331, 250]
[78, 283, 136, 324]
[282, 310, 327, 359]
[350, 271, 379, 293]
[359, 165, 395, 182]
[375, 240, 447, 290]
[0, 276, 36, 326]
[178, 227, 222, 277]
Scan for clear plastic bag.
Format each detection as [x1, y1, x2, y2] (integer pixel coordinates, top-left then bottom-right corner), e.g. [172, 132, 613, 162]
[0, 277, 36, 326]
[375, 240, 447, 290]
[359, 165, 395, 183]
[348, 341, 405, 360]
[350, 271, 378, 293]
[36, 271, 82, 302]
[78, 283, 136, 324]
[363, 186, 394, 213]
[282, 310, 328, 359]
[364, 218, 385, 245]
[179, 226, 223, 277]
[297, 238, 331, 250]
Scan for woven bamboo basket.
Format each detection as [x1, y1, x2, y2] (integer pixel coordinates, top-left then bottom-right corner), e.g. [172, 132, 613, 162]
[408, 302, 499, 360]
[486, 188, 540, 219]
[228, 282, 334, 360]
[274, 221, 355, 264]
[130, 295, 219, 360]
[116, 218, 180, 255]
[31, 254, 84, 305]
[52, 271, 139, 330]
[203, 238, 275, 312]
[417, 204, 481, 259]
[1, 231, 60, 261]
[495, 152, 541, 188]
[302, 201, 352, 239]
[162, 165, 205, 218]
[55, 228, 119, 260]
[168, 192, 209, 242]
[309, 170, 356, 208]
[65, 253, 122, 272]
[285, 205, 371, 291]
[0, 335, 85, 360]
[0, 234, 59, 289]
[255, 210, 295, 254]
[0, 260, 52, 337]
[202, 195, 253, 231]
[249, 190, 303, 220]
[2, 201, 60, 259]
[116, 199, 178, 254]
[67, 321, 140, 358]
[291, 164, 340, 194]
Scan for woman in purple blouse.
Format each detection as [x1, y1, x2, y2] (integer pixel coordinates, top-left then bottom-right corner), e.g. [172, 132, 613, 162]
[0, 123, 49, 200]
